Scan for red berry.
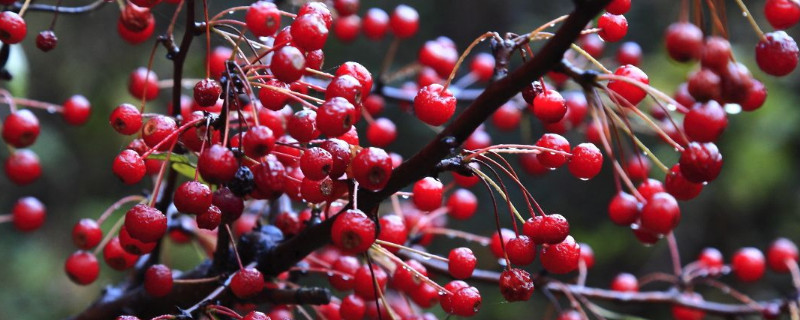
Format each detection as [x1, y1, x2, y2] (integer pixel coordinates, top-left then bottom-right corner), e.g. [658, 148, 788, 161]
[610, 273, 638, 292]
[329, 255, 360, 291]
[142, 115, 177, 151]
[557, 310, 582, 320]
[124, 204, 166, 242]
[2, 109, 40, 148]
[535, 133, 570, 169]
[765, 0, 800, 30]
[412, 177, 444, 211]
[568, 143, 603, 180]
[665, 22, 703, 62]
[271, 45, 306, 83]
[579, 33, 604, 58]
[326, 75, 364, 107]
[231, 267, 264, 298]
[331, 209, 376, 254]
[606, 0, 631, 14]
[523, 213, 570, 244]
[488, 228, 515, 259]
[608, 191, 640, 226]
[377, 215, 407, 253]
[243, 126, 276, 159]
[112, 149, 146, 185]
[506, 236, 536, 266]
[61, 95, 91, 125]
[580, 243, 596, 269]
[198, 144, 239, 184]
[246, 1, 281, 37]
[110, 103, 143, 135]
[319, 138, 351, 178]
[410, 282, 440, 308]
[732, 247, 766, 282]
[701, 37, 732, 72]
[0, 11, 26, 44]
[441, 280, 469, 313]
[12, 196, 45, 232]
[258, 79, 291, 111]
[446, 188, 478, 220]
[243, 311, 269, 320]
[597, 13, 628, 42]
[65, 251, 100, 285]
[72, 218, 102, 249]
[684, 100, 727, 143]
[540, 235, 580, 274]
[491, 102, 522, 131]
[287, 109, 320, 143]
[299, 147, 332, 181]
[520, 152, 548, 176]
[103, 237, 138, 270]
[129, 67, 159, 101]
[698, 247, 724, 271]
[291, 13, 329, 51]
[144, 264, 173, 297]
[363, 94, 385, 116]
[665, 164, 703, 201]
[317, 97, 357, 137]
[193, 78, 221, 107]
[297, 2, 332, 28]
[616, 41, 642, 66]
[119, 226, 156, 255]
[469, 52, 495, 82]
[392, 259, 427, 293]
[756, 31, 799, 77]
[333, 15, 360, 43]
[174, 181, 212, 215]
[672, 293, 706, 320]
[117, 4, 155, 45]
[366, 117, 397, 147]
[679, 142, 723, 183]
[448, 247, 476, 279]
[340, 294, 366, 320]
[353, 264, 387, 300]
[608, 64, 649, 106]
[413, 84, 456, 126]
[687, 69, 721, 102]
[449, 286, 482, 316]
[389, 5, 418, 38]
[499, 268, 534, 302]
[640, 192, 680, 235]
[531, 89, 567, 123]
[741, 79, 768, 112]
[767, 238, 799, 273]
[252, 157, 287, 199]
[418, 39, 458, 78]
[359, 8, 388, 40]
[5, 149, 41, 185]
[351, 147, 392, 191]
[334, 0, 359, 16]
[637, 178, 665, 201]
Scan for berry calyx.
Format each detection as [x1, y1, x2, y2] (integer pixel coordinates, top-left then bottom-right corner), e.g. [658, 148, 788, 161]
[331, 209, 376, 254]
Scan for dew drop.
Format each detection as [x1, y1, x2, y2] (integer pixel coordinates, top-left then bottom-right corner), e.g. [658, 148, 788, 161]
[724, 103, 742, 115]
[228, 10, 235, 15]
[438, 290, 448, 296]
[549, 23, 556, 27]
[479, 240, 490, 246]
[401, 195, 410, 199]
[742, 11, 748, 17]
[325, 271, 334, 277]
[341, 275, 351, 281]
[579, 177, 589, 181]
[46, 106, 57, 114]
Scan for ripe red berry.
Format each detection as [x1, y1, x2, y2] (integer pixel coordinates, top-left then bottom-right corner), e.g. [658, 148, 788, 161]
[142, 115, 177, 151]
[418, 39, 459, 78]
[65, 251, 100, 285]
[5, 149, 41, 185]
[672, 293, 707, 320]
[271, 45, 306, 83]
[568, 143, 603, 180]
[62, 95, 91, 125]
[489, 228, 515, 259]
[243, 311, 269, 320]
[765, 0, 800, 30]
[144, 264, 173, 297]
[334, 0, 359, 16]
[531, 89, 567, 123]
[117, 4, 155, 45]
[246, 1, 281, 37]
[389, 5, 419, 38]
[499, 268, 534, 302]
[299, 147, 332, 181]
[506, 236, 536, 266]
[331, 209, 376, 254]
[103, 237, 138, 270]
[2, 109, 40, 148]
[679, 142, 723, 183]
[540, 235, 580, 274]
[580, 243, 596, 269]
[351, 147, 392, 191]
[0, 11, 26, 44]
[523, 214, 570, 244]
[640, 192, 680, 235]
[411, 282, 440, 309]
[447, 286, 482, 316]
[291, 12, 329, 51]
[446, 188, 478, 220]
[377, 215, 407, 253]
[413, 84, 456, 126]
[333, 15, 361, 42]
[684, 100, 727, 143]
[441, 280, 469, 313]
[317, 97, 357, 137]
[259, 79, 291, 111]
[616, 41, 642, 66]
[287, 109, 320, 143]
[597, 13, 628, 42]
[491, 102, 522, 131]
[319, 138, 351, 178]
[742, 79, 768, 112]
[608, 64, 649, 106]
[193, 78, 222, 107]
[469, 52, 496, 82]
[297, 2, 332, 28]
[608, 191, 640, 226]
[520, 152, 548, 175]
[112, 149, 146, 185]
[124, 204, 166, 242]
[701, 37, 733, 72]
[197, 144, 239, 184]
[363, 8, 389, 40]
[326, 75, 364, 106]
[72, 218, 102, 249]
[767, 238, 799, 273]
[637, 178, 665, 201]
[392, 259, 427, 293]
[174, 181, 212, 215]
[412, 177, 444, 211]
[110, 103, 143, 135]
[665, 22, 703, 62]
[687, 69, 721, 102]
[252, 157, 287, 199]
[329, 255, 360, 291]
[231, 267, 264, 298]
[243, 126, 276, 159]
[353, 264, 387, 300]
[664, 164, 703, 201]
[11, 196, 45, 232]
[119, 226, 156, 255]
[340, 294, 366, 320]
[366, 118, 397, 147]
[363, 94, 385, 116]
[129, 67, 159, 101]
[610, 272, 638, 292]
[756, 31, 799, 77]
[535, 133, 570, 169]
[698, 247, 724, 271]
[732, 247, 765, 282]
[448, 247, 477, 279]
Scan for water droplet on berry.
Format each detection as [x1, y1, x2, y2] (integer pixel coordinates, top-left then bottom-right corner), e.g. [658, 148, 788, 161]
[579, 177, 589, 181]
[228, 10, 235, 15]
[438, 290, 447, 296]
[326, 271, 334, 277]
[724, 103, 742, 115]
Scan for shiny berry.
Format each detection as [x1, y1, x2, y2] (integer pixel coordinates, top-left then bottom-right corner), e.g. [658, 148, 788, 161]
[193, 78, 221, 107]
[326, 74, 364, 106]
[606, 0, 631, 14]
[684, 100, 727, 143]
[340, 294, 366, 320]
[319, 138, 351, 178]
[392, 259, 427, 293]
[767, 238, 798, 273]
[317, 97, 357, 137]
[597, 13, 628, 42]
[535, 133, 570, 169]
[174, 181, 212, 215]
[640, 192, 680, 235]
[446, 188, 478, 220]
[377, 215, 407, 253]
[732, 247, 765, 282]
[2, 109, 40, 148]
[333, 14, 360, 42]
[62, 95, 91, 125]
[506, 236, 536, 266]
[124, 204, 166, 242]
[112, 149, 146, 185]
[499, 268, 534, 302]
[608, 191, 640, 225]
[198, 144, 238, 184]
[119, 226, 156, 255]
[448, 247, 476, 279]
[144, 264, 173, 297]
[72, 218, 102, 249]
[103, 237, 138, 270]
[389, 5, 418, 38]
[540, 235, 580, 274]
[110, 103, 143, 135]
[142, 115, 177, 151]
[568, 143, 603, 180]
[5, 149, 41, 185]
[271, 45, 306, 83]
[412, 177, 443, 211]
[698, 247, 724, 271]
[65, 251, 100, 285]
[246, 1, 281, 37]
[756, 31, 799, 77]
[0, 11, 26, 44]
[616, 41, 642, 66]
[610, 273, 638, 292]
[608, 64, 649, 106]
[523, 214, 570, 244]
[351, 147, 392, 191]
[413, 84, 456, 126]
[128, 67, 159, 101]
[679, 142, 723, 183]
[664, 164, 703, 201]
[665, 22, 703, 62]
[329, 255, 360, 291]
[531, 89, 567, 123]
[291, 12, 329, 51]
[363, 8, 389, 39]
[11, 196, 45, 232]
[231, 267, 264, 298]
[331, 209, 376, 254]
[353, 264, 387, 300]
[367, 117, 397, 147]
[765, 0, 800, 30]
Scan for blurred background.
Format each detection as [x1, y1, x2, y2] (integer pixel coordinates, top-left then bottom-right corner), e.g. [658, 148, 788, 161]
[1, 0, 798, 318]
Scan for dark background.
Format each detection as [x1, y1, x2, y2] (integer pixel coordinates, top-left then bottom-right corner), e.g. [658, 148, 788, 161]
[0, 0, 798, 318]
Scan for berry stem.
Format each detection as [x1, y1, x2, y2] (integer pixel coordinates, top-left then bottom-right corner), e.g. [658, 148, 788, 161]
[96, 195, 147, 225]
[370, 244, 452, 295]
[464, 143, 572, 161]
[18, 0, 32, 16]
[251, 82, 322, 109]
[226, 224, 244, 270]
[173, 275, 221, 284]
[148, 138, 179, 208]
[527, 15, 570, 40]
[139, 42, 161, 113]
[2, 97, 62, 113]
[92, 213, 126, 256]
[442, 32, 497, 92]
[732, 0, 766, 41]
[470, 168, 525, 223]
[570, 44, 612, 74]
[208, 6, 247, 22]
[422, 227, 491, 245]
[164, 0, 184, 36]
[379, 37, 401, 81]
[372, 240, 448, 263]
[603, 104, 670, 174]
[666, 232, 683, 276]
[0, 214, 12, 224]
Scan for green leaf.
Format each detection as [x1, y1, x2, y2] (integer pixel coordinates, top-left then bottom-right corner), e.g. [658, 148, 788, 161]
[172, 162, 200, 181]
[147, 153, 191, 164]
